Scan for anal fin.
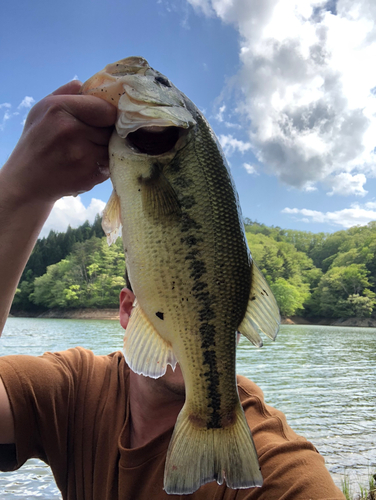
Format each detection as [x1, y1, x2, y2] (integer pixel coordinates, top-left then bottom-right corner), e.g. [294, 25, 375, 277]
[124, 300, 177, 378]
[238, 261, 280, 345]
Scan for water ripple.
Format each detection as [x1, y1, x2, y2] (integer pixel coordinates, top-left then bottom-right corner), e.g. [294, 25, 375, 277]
[237, 324, 376, 490]
[1, 319, 375, 497]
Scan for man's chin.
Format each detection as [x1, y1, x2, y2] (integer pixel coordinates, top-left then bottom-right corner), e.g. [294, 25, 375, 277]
[163, 379, 186, 398]
[161, 364, 186, 399]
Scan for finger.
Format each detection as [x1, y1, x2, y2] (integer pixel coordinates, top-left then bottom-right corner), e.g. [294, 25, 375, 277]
[66, 146, 111, 194]
[58, 94, 118, 128]
[71, 119, 114, 146]
[86, 143, 111, 172]
[87, 125, 115, 146]
[89, 144, 111, 165]
[92, 167, 110, 186]
[51, 80, 83, 96]
[88, 159, 111, 189]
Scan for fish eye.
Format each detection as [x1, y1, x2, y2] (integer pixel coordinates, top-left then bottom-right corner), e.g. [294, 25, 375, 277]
[155, 76, 171, 87]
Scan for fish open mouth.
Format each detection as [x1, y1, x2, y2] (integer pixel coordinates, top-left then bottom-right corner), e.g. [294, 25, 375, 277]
[127, 126, 182, 156]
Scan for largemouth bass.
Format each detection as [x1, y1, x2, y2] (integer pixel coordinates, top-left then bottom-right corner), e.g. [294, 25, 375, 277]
[80, 57, 280, 495]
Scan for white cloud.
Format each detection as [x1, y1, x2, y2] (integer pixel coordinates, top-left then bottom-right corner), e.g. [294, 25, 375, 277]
[18, 96, 35, 109]
[243, 162, 259, 175]
[282, 203, 376, 228]
[214, 103, 241, 128]
[224, 121, 241, 129]
[187, 0, 376, 195]
[215, 104, 226, 122]
[187, 0, 214, 17]
[0, 100, 33, 130]
[326, 172, 368, 197]
[0, 109, 12, 131]
[40, 196, 106, 238]
[15, 97, 35, 128]
[302, 182, 317, 192]
[219, 134, 251, 156]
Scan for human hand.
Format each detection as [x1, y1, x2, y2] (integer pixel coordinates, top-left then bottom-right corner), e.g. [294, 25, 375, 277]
[0, 80, 117, 205]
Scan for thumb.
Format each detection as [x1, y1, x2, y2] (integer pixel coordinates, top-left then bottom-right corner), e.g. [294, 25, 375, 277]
[51, 80, 83, 96]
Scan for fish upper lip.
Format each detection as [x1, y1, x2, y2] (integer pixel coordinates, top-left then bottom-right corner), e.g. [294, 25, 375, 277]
[125, 92, 169, 109]
[80, 57, 196, 139]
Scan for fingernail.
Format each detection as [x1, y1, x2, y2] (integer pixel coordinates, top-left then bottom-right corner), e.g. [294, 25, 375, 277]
[98, 166, 110, 176]
[73, 190, 86, 197]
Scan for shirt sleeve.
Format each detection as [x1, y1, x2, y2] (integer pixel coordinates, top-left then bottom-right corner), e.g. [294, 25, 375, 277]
[231, 376, 345, 500]
[0, 348, 96, 472]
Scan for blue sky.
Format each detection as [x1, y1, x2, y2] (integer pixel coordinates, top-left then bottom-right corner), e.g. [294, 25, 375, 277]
[1, 0, 376, 237]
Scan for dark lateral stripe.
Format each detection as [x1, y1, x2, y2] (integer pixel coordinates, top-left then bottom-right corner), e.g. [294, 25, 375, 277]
[199, 323, 215, 349]
[192, 280, 207, 292]
[189, 259, 206, 280]
[197, 302, 221, 428]
[189, 270, 222, 428]
[202, 348, 221, 428]
[177, 193, 221, 428]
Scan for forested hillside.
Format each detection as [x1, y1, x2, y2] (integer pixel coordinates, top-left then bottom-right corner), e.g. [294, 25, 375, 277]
[11, 217, 376, 319]
[12, 215, 126, 311]
[244, 218, 376, 318]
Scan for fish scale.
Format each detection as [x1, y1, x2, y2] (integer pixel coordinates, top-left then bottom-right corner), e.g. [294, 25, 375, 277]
[81, 57, 280, 495]
[169, 117, 251, 426]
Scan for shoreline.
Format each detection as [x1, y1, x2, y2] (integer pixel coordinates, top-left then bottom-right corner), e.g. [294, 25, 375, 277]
[10, 308, 120, 321]
[9, 309, 376, 327]
[281, 315, 376, 327]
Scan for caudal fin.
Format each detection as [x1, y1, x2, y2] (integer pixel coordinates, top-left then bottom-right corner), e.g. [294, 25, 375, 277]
[164, 404, 263, 495]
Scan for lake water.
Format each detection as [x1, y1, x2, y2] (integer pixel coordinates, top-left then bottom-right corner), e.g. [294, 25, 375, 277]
[0, 318, 375, 498]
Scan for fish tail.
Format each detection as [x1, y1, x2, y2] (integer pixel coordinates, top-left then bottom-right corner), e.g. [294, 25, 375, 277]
[164, 403, 263, 494]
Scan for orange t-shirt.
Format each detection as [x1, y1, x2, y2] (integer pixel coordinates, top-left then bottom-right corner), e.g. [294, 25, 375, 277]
[0, 347, 344, 499]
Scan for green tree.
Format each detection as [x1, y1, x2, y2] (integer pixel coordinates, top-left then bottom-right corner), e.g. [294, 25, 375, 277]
[346, 294, 375, 318]
[12, 273, 35, 310]
[270, 278, 309, 316]
[309, 231, 349, 271]
[31, 259, 74, 308]
[31, 237, 126, 309]
[313, 264, 375, 317]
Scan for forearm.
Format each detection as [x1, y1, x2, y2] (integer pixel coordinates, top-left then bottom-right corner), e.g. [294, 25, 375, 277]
[0, 81, 116, 333]
[0, 168, 53, 332]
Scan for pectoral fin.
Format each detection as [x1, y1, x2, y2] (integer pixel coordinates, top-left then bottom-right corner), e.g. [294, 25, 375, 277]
[238, 261, 280, 345]
[139, 163, 181, 217]
[102, 190, 122, 245]
[124, 299, 177, 378]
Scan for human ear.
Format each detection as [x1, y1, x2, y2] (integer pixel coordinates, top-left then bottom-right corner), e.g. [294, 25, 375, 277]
[119, 288, 135, 329]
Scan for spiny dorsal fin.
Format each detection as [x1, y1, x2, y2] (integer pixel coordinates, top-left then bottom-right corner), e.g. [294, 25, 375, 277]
[124, 299, 177, 378]
[138, 163, 181, 217]
[238, 261, 280, 345]
[102, 190, 122, 245]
